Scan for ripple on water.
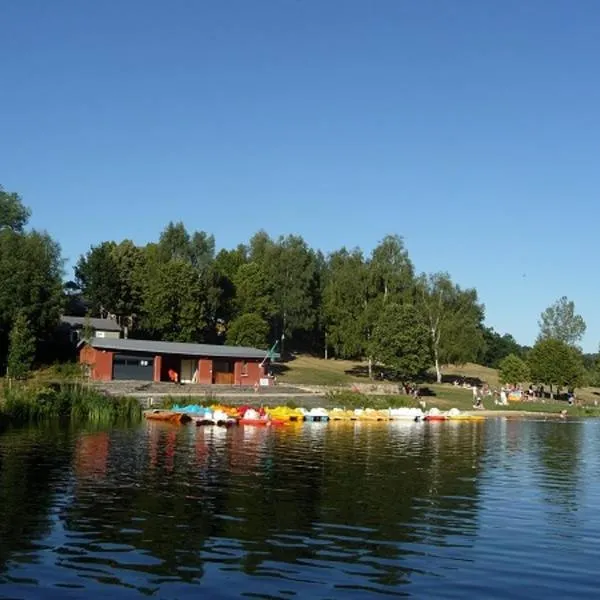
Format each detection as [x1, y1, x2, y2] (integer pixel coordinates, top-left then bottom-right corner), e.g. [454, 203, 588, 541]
[1, 419, 600, 598]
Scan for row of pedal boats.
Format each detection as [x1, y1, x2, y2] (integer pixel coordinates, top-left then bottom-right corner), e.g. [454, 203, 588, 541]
[144, 405, 485, 427]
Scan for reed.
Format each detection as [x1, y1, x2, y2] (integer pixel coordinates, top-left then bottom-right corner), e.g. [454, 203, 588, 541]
[0, 381, 142, 425]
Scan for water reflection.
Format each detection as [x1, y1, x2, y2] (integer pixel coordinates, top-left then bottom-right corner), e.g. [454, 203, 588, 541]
[0, 418, 599, 598]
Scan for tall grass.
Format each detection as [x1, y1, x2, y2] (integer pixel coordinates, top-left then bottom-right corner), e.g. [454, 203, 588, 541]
[0, 382, 142, 425]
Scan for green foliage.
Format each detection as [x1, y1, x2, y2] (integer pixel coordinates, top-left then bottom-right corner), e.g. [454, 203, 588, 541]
[0, 384, 141, 424]
[528, 338, 585, 392]
[499, 353, 530, 385]
[233, 263, 276, 320]
[480, 327, 528, 368]
[323, 248, 370, 359]
[157, 221, 215, 269]
[369, 303, 432, 381]
[538, 296, 586, 347]
[0, 227, 63, 355]
[324, 390, 418, 409]
[141, 258, 207, 342]
[226, 313, 269, 348]
[75, 241, 121, 316]
[0, 185, 31, 232]
[82, 312, 94, 343]
[369, 234, 414, 302]
[418, 272, 485, 382]
[7, 312, 36, 379]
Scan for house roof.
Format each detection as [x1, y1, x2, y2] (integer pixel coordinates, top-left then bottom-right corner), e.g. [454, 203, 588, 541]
[61, 315, 122, 332]
[84, 337, 271, 359]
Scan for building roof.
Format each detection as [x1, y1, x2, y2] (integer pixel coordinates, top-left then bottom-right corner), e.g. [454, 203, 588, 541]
[84, 337, 271, 359]
[61, 315, 122, 332]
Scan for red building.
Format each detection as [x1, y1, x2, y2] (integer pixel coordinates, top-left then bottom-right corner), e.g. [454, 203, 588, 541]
[79, 338, 274, 386]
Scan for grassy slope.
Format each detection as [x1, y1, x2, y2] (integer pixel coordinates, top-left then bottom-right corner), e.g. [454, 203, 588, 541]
[276, 355, 600, 415]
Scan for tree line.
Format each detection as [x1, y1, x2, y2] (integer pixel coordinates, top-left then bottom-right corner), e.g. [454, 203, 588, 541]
[2, 183, 598, 390]
[71, 224, 491, 383]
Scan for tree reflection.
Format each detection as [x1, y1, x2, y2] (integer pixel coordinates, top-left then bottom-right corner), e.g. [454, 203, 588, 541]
[0, 425, 73, 576]
[55, 420, 485, 592]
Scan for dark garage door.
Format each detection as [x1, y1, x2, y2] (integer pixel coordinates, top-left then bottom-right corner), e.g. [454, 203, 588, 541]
[113, 354, 154, 381]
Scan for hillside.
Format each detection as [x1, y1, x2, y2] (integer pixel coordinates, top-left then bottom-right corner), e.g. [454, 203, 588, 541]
[275, 355, 500, 387]
[275, 354, 600, 409]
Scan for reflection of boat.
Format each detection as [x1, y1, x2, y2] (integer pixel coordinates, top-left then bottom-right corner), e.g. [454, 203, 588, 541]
[424, 415, 447, 422]
[194, 417, 236, 427]
[145, 410, 192, 424]
[447, 415, 485, 422]
[239, 418, 286, 427]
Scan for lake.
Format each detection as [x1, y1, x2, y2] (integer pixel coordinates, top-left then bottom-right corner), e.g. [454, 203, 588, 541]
[1, 417, 599, 599]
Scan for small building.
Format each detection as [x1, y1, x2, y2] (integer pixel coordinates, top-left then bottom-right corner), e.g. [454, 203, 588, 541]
[60, 315, 122, 343]
[79, 338, 274, 386]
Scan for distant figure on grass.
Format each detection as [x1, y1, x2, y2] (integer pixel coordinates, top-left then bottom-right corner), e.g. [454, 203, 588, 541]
[472, 385, 484, 410]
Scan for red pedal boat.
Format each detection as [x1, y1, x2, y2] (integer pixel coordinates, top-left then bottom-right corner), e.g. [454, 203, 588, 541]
[238, 418, 286, 427]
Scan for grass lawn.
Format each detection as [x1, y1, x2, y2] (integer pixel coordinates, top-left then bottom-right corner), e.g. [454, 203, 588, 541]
[274, 355, 368, 385]
[276, 355, 600, 416]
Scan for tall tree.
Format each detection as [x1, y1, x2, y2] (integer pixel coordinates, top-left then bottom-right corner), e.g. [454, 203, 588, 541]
[538, 296, 586, 347]
[157, 221, 191, 263]
[259, 234, 319, 355]
[233, 262, 276, 321]
[74, 242, 121, 318]
[140, 259, 207, 342]
[7, 312, 36, 380]
[0, 187, 63, 370]
[369, 303, 432, 383]
[369, 234, 414, 303]
[189, 231, 216, 271]
[418, 272, 485, 383]
[0, 230, 63, 351]
[111, 240, 146, 333]
[322, 248, 370, 359]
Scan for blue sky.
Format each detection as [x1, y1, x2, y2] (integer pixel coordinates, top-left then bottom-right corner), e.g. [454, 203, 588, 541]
[1, 1, 599, 350]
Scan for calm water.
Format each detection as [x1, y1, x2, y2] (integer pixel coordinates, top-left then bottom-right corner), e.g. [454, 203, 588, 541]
[1, 418, 599, 599]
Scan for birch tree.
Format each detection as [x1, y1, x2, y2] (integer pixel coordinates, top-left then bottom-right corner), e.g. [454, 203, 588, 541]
[418, 272, 485, 383]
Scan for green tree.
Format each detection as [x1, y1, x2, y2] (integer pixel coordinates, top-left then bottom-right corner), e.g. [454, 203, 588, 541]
[480, 327, 527, 368]
[369, 303, 432, 383]
[233, 262, 276, 321]
[140, 259, 207, 342]
[538, 296, 586, 347]
[7, 312, 36, 380]
[0, 186, 31, 232]
[418, 272, 485, 383]
[528, 338, 585, 398]
[82, 312, 94, 343]
[0, 187, 63, 370]
[74, 242, 121, 317]
[369, 234, 414, 303]
[0, 230, 63, 351]
[254, 234, 319, 354]
[499, 353, 530, 386]
[322, 248, 370, 359]
[226, 313, 269, 349]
